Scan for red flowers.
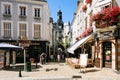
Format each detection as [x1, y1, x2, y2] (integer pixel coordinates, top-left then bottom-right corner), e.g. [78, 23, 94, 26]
[90, 6, 120, 28]
[86, 0, 92, 4]
[76, 27, 93, 40]
[82, 5, 87, 12]
[90, 11, 104, 22]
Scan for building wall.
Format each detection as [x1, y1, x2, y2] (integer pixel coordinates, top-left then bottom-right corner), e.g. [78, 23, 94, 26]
[0, 0, 51, 42]
[70, 0, 120, 70]
[63, 22, 70, 48]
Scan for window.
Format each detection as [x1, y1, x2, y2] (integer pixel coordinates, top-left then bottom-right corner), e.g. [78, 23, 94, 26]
[19, 23, 26, 37]
[85, 18, 87, 29]
[34, 24, 41, 38]
[99, 0, 105, 2]
[34, 8, 40, 18]
[3, 22, 11, 38]
[19, 6, 26, 16]
[4, 4, 11, 15]
[102, 5, 111, 10]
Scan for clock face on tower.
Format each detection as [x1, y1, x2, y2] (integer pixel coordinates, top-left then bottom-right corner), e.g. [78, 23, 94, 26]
[59, 26, 62, 29]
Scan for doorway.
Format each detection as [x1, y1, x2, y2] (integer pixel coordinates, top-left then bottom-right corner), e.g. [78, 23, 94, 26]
[102, 41, 112, 68]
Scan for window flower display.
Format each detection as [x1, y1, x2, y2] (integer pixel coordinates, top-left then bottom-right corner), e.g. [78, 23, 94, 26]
[86, 27, 93, 34]
[86, 0, 92, 4]
[76, 27, 93, 40]
[90, 6, 120, 28]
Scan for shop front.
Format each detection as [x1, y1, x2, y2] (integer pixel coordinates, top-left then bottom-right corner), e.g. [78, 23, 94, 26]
[0, 39, 49, 64]
[94, 26, 118, 70]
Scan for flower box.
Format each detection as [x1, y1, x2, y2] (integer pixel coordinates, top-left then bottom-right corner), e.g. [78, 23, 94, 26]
[90, 6, 120, 28]
[86, 0, 92, 4]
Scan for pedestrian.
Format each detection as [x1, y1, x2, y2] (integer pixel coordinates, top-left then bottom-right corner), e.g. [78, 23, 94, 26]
[40, 53, 47, 64]
[57, 53, 60, 62]
[39, 54, 42, 64]
[50, 54, 54, 62]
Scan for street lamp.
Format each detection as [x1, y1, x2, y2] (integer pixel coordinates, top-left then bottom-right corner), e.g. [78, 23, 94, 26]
[18, 40, 30, 71]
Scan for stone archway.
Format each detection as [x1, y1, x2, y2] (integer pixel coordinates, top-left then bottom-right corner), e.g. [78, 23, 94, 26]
[96, 40, 116, 70]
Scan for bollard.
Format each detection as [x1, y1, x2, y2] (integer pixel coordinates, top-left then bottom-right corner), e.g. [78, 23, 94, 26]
[36, 62, 38, 68]
[19, 67, 22, 77]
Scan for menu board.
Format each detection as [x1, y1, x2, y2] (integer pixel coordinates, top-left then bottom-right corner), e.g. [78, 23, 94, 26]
[79, 54, 88, 67]
[0, 52, 4, 68]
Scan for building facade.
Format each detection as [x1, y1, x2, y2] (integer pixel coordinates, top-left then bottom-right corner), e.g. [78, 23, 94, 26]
[68, 0, 120, 71]
[63, 22, 70, 49]
[0, 0, 52, 63]
[52, 10, 64, 58]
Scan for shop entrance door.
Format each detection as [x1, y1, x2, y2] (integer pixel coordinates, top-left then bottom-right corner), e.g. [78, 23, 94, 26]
[102, 41, 112, 68]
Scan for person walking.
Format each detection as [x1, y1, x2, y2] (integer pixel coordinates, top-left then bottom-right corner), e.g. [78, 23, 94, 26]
[40, 53, 47, 64]
[57, 53, 60, 62]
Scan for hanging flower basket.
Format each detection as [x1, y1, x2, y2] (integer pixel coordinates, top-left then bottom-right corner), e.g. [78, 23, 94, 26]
[86, 0, 92, 4]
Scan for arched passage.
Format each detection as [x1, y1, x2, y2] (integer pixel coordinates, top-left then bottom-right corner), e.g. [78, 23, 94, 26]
[96, 40, 116, 68]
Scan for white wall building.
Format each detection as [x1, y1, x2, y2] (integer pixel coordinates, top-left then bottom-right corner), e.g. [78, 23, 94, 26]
[0, 0, 52, 63]
[63, 22, 70, 49]
[69, 0, 120, 71]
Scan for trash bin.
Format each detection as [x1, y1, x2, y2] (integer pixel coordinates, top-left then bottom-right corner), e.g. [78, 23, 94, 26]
[26, 62, 31, 72]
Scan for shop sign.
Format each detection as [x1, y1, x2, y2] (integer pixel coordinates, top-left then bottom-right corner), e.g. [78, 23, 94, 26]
[99, 31, 114, 40]
[31, 42, 40, 45]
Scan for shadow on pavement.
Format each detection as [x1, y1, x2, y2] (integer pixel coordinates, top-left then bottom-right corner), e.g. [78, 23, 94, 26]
[3, 64, 42, 72]
[86, 69, 100, 73]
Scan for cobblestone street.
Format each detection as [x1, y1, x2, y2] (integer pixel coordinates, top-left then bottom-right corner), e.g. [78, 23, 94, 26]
[0, 62, 120, 80]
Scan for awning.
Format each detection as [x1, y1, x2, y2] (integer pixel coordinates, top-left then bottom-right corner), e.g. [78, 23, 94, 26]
[0, 43, 22, 50]
[67, 34, 93, 54]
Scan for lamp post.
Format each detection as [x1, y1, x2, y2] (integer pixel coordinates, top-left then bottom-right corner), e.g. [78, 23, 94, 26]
[18, 39, 30, 71]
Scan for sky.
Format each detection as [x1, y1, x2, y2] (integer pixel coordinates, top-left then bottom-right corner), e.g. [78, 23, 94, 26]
[47, 0, 77, 23]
